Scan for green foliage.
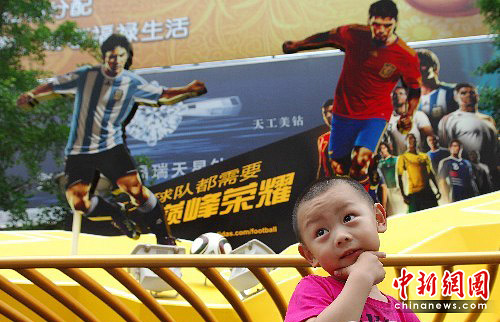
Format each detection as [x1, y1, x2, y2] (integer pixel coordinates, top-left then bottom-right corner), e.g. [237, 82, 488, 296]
[0, 0, 98, 227]
[475, 0, 500, 129]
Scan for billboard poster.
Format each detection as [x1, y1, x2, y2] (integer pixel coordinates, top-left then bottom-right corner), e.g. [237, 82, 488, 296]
[42, 0, 489, 74]
[46, 36, 496, 252]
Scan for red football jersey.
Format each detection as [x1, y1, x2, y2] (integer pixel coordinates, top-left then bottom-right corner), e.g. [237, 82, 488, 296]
[317, 131, 332, 177]
[328, 24, 421, 121]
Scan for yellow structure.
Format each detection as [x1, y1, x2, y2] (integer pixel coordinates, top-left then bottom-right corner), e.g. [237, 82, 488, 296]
[0, 191, 498, 321]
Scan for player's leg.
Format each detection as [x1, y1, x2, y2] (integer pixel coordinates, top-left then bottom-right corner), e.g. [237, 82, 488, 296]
[350, 146, 373, 190]
[65, 154, 138, 239]
[64, 154, 96, 215]
[115, 172, 175, 245]
[352, 118, 388, 191]
[101, 145, 174, 245]
[65, 182, 92, 215]
[328, 115, 358, 175]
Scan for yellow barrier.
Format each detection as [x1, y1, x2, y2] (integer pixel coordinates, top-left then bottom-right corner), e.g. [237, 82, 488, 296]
[0, 252, 498, 322]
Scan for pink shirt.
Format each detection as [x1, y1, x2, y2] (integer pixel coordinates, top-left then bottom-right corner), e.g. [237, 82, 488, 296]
[285, 275, 420, 322]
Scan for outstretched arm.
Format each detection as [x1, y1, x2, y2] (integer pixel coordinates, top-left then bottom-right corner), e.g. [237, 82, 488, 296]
[158, 80, 207, 105]
[17, 83, 56, 109]
[282, 30, 339, 54]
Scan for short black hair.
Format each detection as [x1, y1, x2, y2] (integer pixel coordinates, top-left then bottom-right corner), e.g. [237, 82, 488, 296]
[378, 141, 392, 154]
[406, 133, 416, 141]
[292, 176, 373, 244]
[449, 138, 462, 147]
[369, 0, 398, 20]
[322, 99, 334, 109]
[416, 49, 440, 72]
[454, 82, 476, 94]
[101, 34, 134, 70]
[321, 98, 334, 117]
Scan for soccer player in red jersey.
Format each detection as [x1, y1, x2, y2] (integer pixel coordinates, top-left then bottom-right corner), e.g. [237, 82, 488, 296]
[317, 99, 334, 179]
[283, 0, 422, 191]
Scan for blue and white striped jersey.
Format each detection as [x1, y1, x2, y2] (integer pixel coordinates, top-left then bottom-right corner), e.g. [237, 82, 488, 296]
[418, 83, 458, 132]
[52, 65, 163, 155]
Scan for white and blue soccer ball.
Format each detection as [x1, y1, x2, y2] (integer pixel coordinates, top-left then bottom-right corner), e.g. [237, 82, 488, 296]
[190, 232, 232, 255]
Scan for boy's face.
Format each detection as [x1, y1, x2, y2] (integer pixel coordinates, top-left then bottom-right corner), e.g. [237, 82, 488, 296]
[104, 46, 128, 76]
[298, 183, 387, 277]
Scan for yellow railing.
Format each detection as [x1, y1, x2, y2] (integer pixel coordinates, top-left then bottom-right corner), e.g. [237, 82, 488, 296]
[0, 252, 498, 322]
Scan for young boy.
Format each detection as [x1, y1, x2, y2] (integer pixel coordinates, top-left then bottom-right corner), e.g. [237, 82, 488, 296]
[286, 176, 419, 322]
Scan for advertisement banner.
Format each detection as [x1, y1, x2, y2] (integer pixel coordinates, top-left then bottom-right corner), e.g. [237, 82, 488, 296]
[28, 37, 497, 211]
[43, 0, 489, 74]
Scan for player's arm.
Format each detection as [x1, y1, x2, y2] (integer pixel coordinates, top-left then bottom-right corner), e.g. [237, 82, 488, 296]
[17, 83, 56, 110]
[468, 162, 480, 196]
[282, 29, 340, 54]
[397, 174, 409, 204]
[397, 87, 421, 133]
[427, 156, 441, 200]
[406, 87, 421, 118]
[316, 138, 323, 180]
[379, 173, 388, 210]
[396, 157, 409, 204]
[437, 162, 450, 203]
[438, 178, 450, 203]
[381, 183, 388, 210]
[158, 80, 207, 105]
[429, 171, 441, 200]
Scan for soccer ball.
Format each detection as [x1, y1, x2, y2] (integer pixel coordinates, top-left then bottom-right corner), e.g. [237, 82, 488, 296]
[190, 232, 232, 255]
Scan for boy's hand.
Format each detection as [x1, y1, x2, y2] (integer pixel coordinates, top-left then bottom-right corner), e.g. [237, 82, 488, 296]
[334, 251, 386, 285]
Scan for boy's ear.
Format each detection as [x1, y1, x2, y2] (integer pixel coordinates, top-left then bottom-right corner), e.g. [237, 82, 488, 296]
[374, 203, 387, 233]
[298, 243, 319, 268]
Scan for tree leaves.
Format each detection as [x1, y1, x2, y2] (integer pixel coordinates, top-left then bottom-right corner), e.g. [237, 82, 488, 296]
[0, 0, 98, 226]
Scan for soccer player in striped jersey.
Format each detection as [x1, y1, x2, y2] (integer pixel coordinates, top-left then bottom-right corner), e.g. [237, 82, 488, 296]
[282, 0, 422, 192]
[17, 34, 207, 245]
[416, 48, 458, 132]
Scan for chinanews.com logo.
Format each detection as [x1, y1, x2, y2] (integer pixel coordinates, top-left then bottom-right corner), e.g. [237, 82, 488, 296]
[392, 268, 492, 313]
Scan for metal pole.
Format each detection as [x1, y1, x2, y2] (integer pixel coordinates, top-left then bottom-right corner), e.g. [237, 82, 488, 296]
[71, 212, 81, 255]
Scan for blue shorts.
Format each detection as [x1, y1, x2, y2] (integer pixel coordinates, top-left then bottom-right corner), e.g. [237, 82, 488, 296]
[328, 114, 387, 160]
